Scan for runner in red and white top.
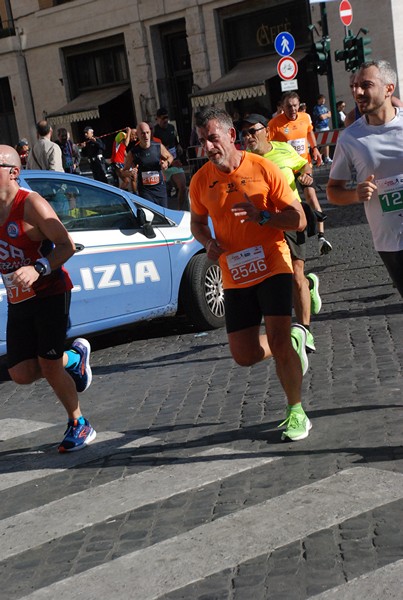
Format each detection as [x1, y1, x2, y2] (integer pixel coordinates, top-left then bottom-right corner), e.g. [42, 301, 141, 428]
[0, 144, 96, 453]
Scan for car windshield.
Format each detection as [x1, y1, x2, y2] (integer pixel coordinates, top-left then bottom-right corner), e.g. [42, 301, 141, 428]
[24, 178, 140, 231]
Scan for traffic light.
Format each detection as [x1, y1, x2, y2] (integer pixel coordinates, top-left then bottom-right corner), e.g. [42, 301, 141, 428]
[310, 37, 330, 75]
[356, 36, 372, 64]
[335, 30, 372, 73]
[335, 34, 359, 72]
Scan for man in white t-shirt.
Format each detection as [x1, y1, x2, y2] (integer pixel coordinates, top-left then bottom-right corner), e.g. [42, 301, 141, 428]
[327, 60, 403, 297]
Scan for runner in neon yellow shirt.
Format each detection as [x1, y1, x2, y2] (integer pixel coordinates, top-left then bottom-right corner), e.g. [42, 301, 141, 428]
[242, 114, 322, 354]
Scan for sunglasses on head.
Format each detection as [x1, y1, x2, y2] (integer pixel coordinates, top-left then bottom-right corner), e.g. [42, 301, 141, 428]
[241, 126, 266, 137]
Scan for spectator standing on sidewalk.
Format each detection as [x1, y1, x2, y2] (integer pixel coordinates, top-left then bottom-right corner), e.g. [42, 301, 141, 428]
[241, 113, 322, 356]
[79, 127, 107, 183]
[154, 107, 188, 210]
[312, 94, 333, 164]
[27, 120, 64, 172]
[55, 128, 80, 174]
[268, 92, 333, 255]
[110, 127, 132, 189]
[15, 138, 30, 168]
[189, 107, 312, 442]
[336, 101, 347, 128]
[327, 60, 403, 298]
[0, 144, 96, 453]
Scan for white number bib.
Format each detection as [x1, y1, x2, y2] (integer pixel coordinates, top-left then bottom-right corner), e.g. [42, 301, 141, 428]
[288, 138, 306, 156]
[376, 174, 403, 213]
[142, 171, 159, 185]
[226, 245, 269, 284]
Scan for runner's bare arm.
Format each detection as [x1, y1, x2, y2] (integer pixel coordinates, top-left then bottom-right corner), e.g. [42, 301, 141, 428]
[190, 210, 224, 260]
[327, 175, 377, 205]
[10, 193, 75, 288]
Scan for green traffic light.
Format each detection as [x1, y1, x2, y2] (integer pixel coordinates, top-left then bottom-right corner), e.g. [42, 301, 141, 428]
[356, 37, 372, 64]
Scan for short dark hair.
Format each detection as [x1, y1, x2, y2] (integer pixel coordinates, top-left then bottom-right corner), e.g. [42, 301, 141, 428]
[195, 107, 233, 130]
[36, 120, 51, 136]
[156, 107, 168, 117]
[281, 91, 300, 105]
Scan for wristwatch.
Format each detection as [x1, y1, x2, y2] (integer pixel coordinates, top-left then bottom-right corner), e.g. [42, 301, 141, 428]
[259, 210, 272, 226]
[34, 261, 47, 276]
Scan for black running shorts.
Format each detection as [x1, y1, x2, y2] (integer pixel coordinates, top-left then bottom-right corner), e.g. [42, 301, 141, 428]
[224, 273, 293, 334]
[7, 292, 71, 368]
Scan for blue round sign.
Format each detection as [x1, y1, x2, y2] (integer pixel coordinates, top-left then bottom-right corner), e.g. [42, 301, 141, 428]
[274, 32, 295, 57]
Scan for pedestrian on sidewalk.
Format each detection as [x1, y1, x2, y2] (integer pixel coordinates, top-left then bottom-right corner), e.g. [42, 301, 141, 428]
[327, 60, 403, 298]
[79, 126, 107, 183]
[312, 94, 333, 164]
[27, 120, 64, 172]
[189, 107, 312, 442]
[241, 113, 322, 356]
[0, 144, 96, 453]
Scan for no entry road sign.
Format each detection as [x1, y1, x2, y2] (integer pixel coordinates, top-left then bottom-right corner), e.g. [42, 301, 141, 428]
[339, 0, 353, 26]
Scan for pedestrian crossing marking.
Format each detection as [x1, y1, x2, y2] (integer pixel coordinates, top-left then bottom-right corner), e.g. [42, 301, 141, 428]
[0, 447, 279, 560]
[0, 431, 160, 492]
[0, 418, 53, 441]
[13, 467, 403, 600]
[311, 558, 403, 599]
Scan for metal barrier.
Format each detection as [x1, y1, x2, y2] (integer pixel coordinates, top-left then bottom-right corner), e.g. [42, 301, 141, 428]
[315, 129, 340, 147]
[187, 145, 208, 176]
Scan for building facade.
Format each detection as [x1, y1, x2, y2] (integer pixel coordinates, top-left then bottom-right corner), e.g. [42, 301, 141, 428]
[0, 0, 401, 155]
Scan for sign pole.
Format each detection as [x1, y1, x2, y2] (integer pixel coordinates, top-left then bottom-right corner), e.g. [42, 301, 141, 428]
[320, 2, 338, 129]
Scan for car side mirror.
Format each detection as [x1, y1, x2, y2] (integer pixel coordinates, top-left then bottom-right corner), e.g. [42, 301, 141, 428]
[136, 207, 156, 239]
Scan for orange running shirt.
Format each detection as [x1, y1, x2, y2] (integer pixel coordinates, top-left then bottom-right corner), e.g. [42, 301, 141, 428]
[268, 112, 313, 162]
[189, 151, 295, 289]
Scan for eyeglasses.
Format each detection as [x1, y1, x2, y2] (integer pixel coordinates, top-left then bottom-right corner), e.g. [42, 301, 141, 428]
[0, 163, 17, 168]
[241, 126, 265, 137]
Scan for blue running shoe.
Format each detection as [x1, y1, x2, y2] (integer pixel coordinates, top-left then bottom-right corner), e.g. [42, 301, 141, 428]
[58, 418, 96, 453]
[66, 338, 92, 393]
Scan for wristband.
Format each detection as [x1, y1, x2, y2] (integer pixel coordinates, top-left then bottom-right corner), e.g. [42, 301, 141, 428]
[34, 257, 51, 276]
[259, 211, 272, 226]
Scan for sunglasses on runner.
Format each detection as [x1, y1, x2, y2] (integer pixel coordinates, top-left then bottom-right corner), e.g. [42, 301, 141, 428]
[241, 126, 266, 137]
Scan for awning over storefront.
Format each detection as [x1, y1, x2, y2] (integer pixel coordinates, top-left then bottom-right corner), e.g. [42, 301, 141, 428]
[191, 52, 304, 108]
[47, 86, 130, 125]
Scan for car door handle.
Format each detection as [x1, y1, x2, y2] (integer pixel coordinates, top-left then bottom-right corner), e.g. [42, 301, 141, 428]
[74, 243, 85, 252]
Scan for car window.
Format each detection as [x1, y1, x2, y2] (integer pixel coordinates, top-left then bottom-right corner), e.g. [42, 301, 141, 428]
[24, 178, 138, 231]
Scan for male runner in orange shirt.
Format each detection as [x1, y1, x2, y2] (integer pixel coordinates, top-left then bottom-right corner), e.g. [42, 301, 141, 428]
[269, 92, 333, 255]
[189, 107, 312, 442]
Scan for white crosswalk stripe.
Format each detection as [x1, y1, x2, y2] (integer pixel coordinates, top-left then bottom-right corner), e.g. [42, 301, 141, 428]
[310, 559, 403, 599]
[2, 419, 403, 600]
[0, 447, 279, 559]
[8, 467, 403, 600]
[0, 428, 160, 491]
[0, 418, 52, 441]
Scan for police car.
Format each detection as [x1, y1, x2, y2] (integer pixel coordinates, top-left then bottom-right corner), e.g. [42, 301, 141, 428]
[0, 171, 225, 356]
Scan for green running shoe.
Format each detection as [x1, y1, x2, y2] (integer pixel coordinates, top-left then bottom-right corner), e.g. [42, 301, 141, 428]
[307, 273, 322, 315]
[305, 329, 316, 353]
[279, 407, 312, 441]
[291, 324, 309, 376]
